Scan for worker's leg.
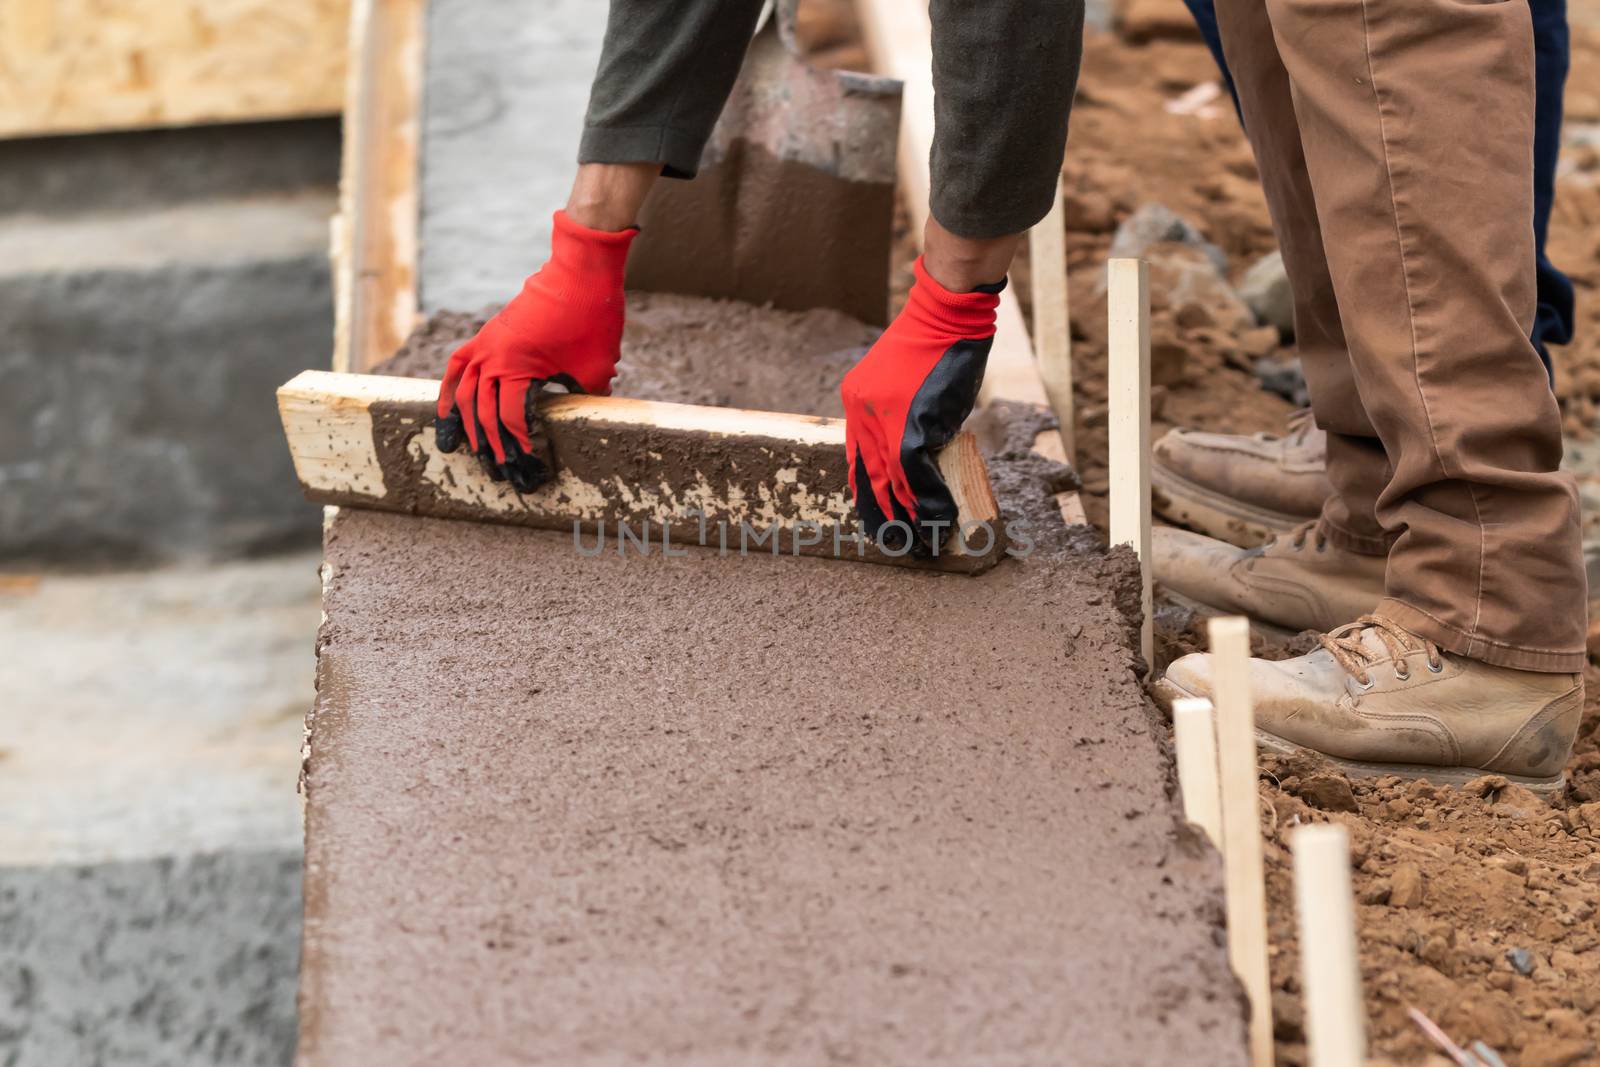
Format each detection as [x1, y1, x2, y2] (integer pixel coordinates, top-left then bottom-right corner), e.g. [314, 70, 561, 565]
[1179, 0, 1239, 115]
[1240, 0, 1584, 671]
[1148, 15, 1393, 638]
[1210, 0, 1389, 555]
[924, 0, 1084, 250]
[842, 0, 1085, 548]
[1532, 0, 1576, 367]
[1152, 0, 1573, 552]
[579, 0, 767, 182]
[437, 0, 767, 484]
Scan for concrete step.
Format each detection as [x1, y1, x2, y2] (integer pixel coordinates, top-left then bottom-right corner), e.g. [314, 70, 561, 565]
[0, 189, 336, 563]
[0, 553, 319, 1066]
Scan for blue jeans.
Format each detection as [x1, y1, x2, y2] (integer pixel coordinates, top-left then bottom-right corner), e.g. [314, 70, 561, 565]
[1183, 0, 1572, 375]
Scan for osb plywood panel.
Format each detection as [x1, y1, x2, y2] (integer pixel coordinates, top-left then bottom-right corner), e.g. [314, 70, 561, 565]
[0, 0, 348, 137]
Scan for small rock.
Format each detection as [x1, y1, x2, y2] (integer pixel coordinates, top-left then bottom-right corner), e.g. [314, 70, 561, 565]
[1543, 1008, 1587, 1040]
[1550, 949, 1583, 974]
[1521, 1037, 1595, 1067]
[1360, 879, 1393, 906]
[1113, 0, 1203, 43]
[1238, 325, 1280, 360]
[1174, 302, 1214, 332]
[1237, 249, 1294, 336]
[1419, 935, 1452, 968]
[1295, 773, 1359, 813]
[1385, 798, 1416, 820]
[1064, 189, 1117, 234]
[1254, 356, 1309, 407]
[1576, 801, 1600, 833]
[1108, 203, 1227, 274]
[1506, 947, 1536, 976]
[1390, 862, 1426, 907]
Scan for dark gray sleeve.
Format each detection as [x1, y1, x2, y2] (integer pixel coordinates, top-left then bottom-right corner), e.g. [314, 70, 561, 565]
[580, 0, 769, 179]
[927, 0, 1085, 237]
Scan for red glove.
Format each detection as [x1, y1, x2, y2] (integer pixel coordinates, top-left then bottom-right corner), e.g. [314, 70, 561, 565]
[841, 257, 1002, 555]
[435, 210, 638, 491]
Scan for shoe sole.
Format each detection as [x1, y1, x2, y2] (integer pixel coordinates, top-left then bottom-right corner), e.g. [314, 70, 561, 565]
[1150, 675, 1567, 799]
[1158, 586, 1302, 644]
[1151, 462, 1308, 549]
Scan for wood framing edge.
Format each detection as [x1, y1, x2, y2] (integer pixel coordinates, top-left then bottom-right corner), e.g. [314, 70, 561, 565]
[277, 371, 1004, 571]
[332, 0, 424, 374]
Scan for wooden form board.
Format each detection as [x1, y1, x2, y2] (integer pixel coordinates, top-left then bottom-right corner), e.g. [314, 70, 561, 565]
[330, 0, 423, 374]
[279, 370, 1007, 573]
[0, 0, 348, 138]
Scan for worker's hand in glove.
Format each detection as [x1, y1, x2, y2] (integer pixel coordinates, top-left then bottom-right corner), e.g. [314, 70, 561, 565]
[840, 256, 1003, 555]
[435, 210, 638, 491]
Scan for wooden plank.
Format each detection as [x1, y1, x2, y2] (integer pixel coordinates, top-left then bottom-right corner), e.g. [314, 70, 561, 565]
[1208, 615, 1274, 1067]
[1293, 825, 1367, 1067]
[0, 0, 348, 138]
[1172, 696, 1222, 848]
[1108, 258, 1152, 666]
[1031, 179, 1074, 464]
[331, 0, 423, 374]
[278, 370, 1006, 572]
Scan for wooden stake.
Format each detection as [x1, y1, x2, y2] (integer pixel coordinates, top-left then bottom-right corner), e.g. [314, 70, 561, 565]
[1031, 178, 1074, 465]
[1293, 824, 1367, 1067]
[1208, 614, 1273, 1067]
[1171, 697, 1222, 848]
[1108, 258, 1152, 667]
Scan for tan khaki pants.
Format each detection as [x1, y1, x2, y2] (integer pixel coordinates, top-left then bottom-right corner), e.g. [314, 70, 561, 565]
[1215, 0, 1587, 672]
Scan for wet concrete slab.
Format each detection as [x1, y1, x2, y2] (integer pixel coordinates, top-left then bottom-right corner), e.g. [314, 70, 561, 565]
[298, 299, 1248, 1065]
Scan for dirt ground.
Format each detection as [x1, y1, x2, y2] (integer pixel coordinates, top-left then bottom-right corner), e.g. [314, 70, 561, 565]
[1047, 17, 1600, 1067]
[800, 2, 1600, 1062]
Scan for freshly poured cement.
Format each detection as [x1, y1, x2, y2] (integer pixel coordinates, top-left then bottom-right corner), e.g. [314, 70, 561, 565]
[303, 300, 1249, 1064]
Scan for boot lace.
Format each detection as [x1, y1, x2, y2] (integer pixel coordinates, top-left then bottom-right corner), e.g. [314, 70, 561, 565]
[1256, 407, 1314, 445]
[1317, 614, 1442, 687]
[1247, 518, 1325, 561]
[1284, 407, 1314, 444]
[1282, 518, 1326, 553]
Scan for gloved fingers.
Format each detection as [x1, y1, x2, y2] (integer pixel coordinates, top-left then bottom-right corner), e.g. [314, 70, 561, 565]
[478, 449, 508, 483]
[848, 419, 911, 552]
[896, 444, 960, 554]
[456, 360, 485, 454]
[435, 342, 476, 453]
[438, 340, 474, 418]
[475, 375, 508, 465]
[497, 379, 556, 493]
[850, 449, 893, 545]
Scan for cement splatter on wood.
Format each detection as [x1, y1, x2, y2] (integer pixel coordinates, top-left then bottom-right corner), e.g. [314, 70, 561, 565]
[299, 298, 1250, 1065]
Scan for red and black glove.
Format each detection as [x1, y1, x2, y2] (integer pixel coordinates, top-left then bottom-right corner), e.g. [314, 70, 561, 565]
[435, 210, 638, 491]
[841, 256, 1003, 555]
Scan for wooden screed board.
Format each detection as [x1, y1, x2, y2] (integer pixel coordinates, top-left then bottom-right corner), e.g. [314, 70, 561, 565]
[279, 371, 1007, 573]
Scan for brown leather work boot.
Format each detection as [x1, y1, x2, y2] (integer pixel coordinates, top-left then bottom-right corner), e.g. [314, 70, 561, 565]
[1154, 520, 1385, 635]
[1153, 615, 1583, 796]
[1152, 409, 1331, 546]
